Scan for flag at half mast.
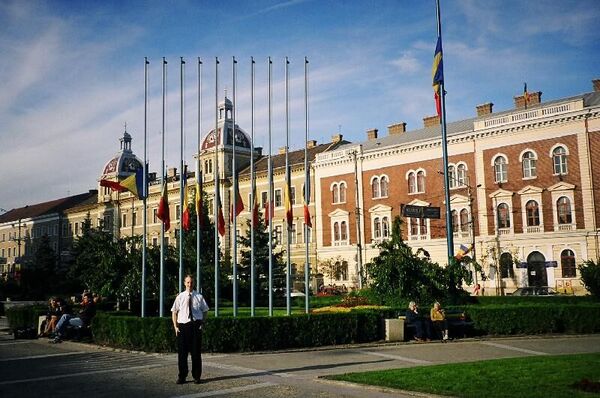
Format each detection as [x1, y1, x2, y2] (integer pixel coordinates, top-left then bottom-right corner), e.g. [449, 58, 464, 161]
[195, 171, 203, 227]
[432, 36, 444, 119]
[157, 182, 170, 231]
[284, 179, 293, 228]
[182, 171, 191, 231]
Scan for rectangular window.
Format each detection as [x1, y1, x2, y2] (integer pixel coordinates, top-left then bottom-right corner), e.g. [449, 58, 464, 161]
[290, 186, 296, 205]
[303, 225, 312, 243]
[53, 225, 58, 236]
[122, 214, 127, 228]
[289, 223, 297, 244]
[275, 189, 282, 207]
[153, 208, 158, 223]
[175, 205, 180, 220]
[132, 212, 137, 226]
[75, 223, 79, 236]
[1, 249, 4, 258]
[261, 191, 268, 207]
[274, 225, 282, 245]
[152, 237, 158, 247]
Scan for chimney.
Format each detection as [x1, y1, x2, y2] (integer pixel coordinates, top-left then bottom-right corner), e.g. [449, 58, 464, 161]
[593, 79, 600, 92]
[476, 103, 494, 117]
[423, 115, 440, 128]
[387, 122, 406, 136]
[332, 134, 343, 143]
[366, 128, 378, 140]
[167, 167, 177, 179]
[279, 146, 287, 155]
[307, 140, 317, 148]
[515, 91, 542, 109]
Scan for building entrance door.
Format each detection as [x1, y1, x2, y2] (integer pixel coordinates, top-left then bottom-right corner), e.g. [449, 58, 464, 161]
[527, 251, 547, 287]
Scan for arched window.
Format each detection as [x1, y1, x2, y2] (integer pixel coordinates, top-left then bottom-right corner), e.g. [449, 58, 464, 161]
[497, 203, 510, 228]
[333, 222, 340, 241]
[557, 196, 572, 224]
[526, 200, 540, 226]
[340, 221, 348, 241]
[553, 146, 568, 175]
[457, 164, 467, 186]
[494, 156, 507, 183]
[460, 209, 469, 232]
[451, 210, 459, 232]
[522, 151, 537, 178]
[448, 165, 456, 189]
[339, 182, 346, 203]
[380, 176, 389, 197]
[332, 183, 339, 204]
[500, 252, 514, 278]
[382, 217, 390, 238]
[408, 172, 417, 193]
[374, 217, 381, 238]
[372, 177, 380, 198]
[417, 171, 425, 193]
[561, 249, 576, 278]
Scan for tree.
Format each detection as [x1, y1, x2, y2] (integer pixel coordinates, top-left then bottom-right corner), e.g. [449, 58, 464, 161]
[319, 256, 344, 285]
[579, 260, 600, 299]
[19, 234, 57, 299]
[237, 212, 286, 305]
[366, 216, 469, 306]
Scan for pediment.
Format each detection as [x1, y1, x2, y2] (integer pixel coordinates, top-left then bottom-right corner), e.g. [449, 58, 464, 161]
[408, 198, 430, 206]
[517, 185, 543, 195]
[548, 181, 576, 192]
[488, 188, 513, 199]
[329, 208, 349, 218]
[448, 194, 469, 205]
[368, 204, 392, 213]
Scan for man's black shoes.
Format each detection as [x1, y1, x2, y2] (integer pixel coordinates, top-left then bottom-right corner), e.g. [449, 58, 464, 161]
[176, 378, 185, 385]
[194, 379, 202, 384]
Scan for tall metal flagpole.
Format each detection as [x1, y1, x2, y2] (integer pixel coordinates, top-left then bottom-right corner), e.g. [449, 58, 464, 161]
[142, 57, 149, 318]
[179, 57, 185, 292]
[250, 57, 256, 317]
[232, 56, 238, 317]
[285, 57, 291, 316]
[436, 0, 454, 259]
[303, 57, 310, 314]
[214, 57, 220, 317]
[267, 57, 273, 317]
[160, 57, 167, 317]
[197, 58, 202, 291]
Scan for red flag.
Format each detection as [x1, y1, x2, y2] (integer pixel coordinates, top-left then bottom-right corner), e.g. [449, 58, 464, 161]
[229, 182, 244, 223]
[252, 186, 259, 228]
[157, 182, 170, 231]
[264, 200, 274, 227]
[303, 203, 312, 228]
[216, 181, 225, 236]
[182, 187, 191, 232]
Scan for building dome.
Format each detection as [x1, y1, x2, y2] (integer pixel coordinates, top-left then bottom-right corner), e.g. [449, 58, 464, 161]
[100, 130, 143, 179]
[200, 96, 251, 151]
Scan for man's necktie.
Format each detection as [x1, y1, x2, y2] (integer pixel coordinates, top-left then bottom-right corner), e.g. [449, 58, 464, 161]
[188, 293, 193, 321]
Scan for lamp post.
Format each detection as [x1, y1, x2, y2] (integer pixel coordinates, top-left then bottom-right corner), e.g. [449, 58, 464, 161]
[10, 219, 24, 279]
[349, 148, 363, 289]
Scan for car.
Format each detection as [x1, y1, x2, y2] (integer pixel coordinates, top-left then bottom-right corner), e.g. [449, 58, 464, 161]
[508, 286, 558, 296]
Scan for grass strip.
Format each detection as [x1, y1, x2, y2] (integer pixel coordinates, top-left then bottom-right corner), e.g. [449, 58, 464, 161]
[326, 353, 600, 398]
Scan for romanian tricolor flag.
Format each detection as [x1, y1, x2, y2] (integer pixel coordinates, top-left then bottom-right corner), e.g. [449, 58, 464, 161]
[120, 167, 145, 200]
[100, 179, 126, 192]
[157, 182, 170, 231]
[455, 244, 473, 261]
[432, 36, 444, 119]
[284, 181, 293, 228]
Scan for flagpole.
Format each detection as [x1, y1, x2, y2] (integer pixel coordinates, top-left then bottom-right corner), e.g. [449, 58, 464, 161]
[142, 57, 149, 318]
[435, 0, 454, 260]
[250, 56, 256, 317]
[179, 57, 186, 292]
[232, 56, 238, 317]
[267, 56, 273, 317]
[303, 57, 310, 314]
[160, 57, 167, 317]
[285, 57, 291, 316]
[214, 57, 220, 317]
[197, 58, 202, 292]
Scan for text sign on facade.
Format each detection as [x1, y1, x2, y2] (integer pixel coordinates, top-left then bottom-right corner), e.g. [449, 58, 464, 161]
[401, 204, 441, 219]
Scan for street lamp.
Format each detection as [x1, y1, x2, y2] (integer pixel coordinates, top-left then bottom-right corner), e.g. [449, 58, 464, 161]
[10, 219, 24, 279]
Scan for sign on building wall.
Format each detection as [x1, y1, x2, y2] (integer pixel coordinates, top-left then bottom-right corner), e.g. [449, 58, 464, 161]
[401, 204, 441, 219]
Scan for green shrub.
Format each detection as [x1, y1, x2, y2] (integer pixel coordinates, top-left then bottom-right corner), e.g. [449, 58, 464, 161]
[579, 260, 600, 299]
[5, 305, 47, 331]
[475, 295, 596, 306]
[466, 304, 600, 334]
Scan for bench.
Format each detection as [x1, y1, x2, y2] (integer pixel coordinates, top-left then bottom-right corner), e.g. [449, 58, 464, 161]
[387, 310, 473, 342]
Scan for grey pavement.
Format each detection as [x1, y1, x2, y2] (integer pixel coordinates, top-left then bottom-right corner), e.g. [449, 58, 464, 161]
[0, 321, 599, 398]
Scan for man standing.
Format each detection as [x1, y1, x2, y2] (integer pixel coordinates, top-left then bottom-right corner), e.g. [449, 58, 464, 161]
[171, 275, 209, 384]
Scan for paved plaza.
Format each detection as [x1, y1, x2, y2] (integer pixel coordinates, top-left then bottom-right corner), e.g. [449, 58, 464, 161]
[1, 317, 599, 398]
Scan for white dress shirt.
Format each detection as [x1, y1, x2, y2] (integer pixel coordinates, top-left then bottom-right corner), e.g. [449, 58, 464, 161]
[171, 290, 209, 324]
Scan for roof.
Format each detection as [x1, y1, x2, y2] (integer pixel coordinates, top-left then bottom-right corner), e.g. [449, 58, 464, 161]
[239, 140, 350, 177]
[0, 191, 98, 224]
[336, 90, 600, 154]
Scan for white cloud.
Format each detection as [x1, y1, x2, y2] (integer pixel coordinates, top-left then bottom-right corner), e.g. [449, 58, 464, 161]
[390, 52, 421, 74]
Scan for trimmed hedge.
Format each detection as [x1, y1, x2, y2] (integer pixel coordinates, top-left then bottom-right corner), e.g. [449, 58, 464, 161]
[92, 309, 398, 353]
[466, 304, 600, 335]
[5, 305, 46, 331]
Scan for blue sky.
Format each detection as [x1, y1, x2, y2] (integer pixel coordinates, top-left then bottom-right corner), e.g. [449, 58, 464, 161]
[1, 0, 599, 211]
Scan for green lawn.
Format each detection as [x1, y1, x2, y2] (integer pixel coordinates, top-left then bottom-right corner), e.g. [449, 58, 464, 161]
[326, 353, 600, 398]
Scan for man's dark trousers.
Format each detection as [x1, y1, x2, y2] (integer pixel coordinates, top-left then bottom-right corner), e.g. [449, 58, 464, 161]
[177, 321, 203, 381]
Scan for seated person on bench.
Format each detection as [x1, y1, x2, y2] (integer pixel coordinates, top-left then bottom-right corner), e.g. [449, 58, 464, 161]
[406, 301, 431, 342]
[430, 301, 449, 341]
[51, 292, 96, 343]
